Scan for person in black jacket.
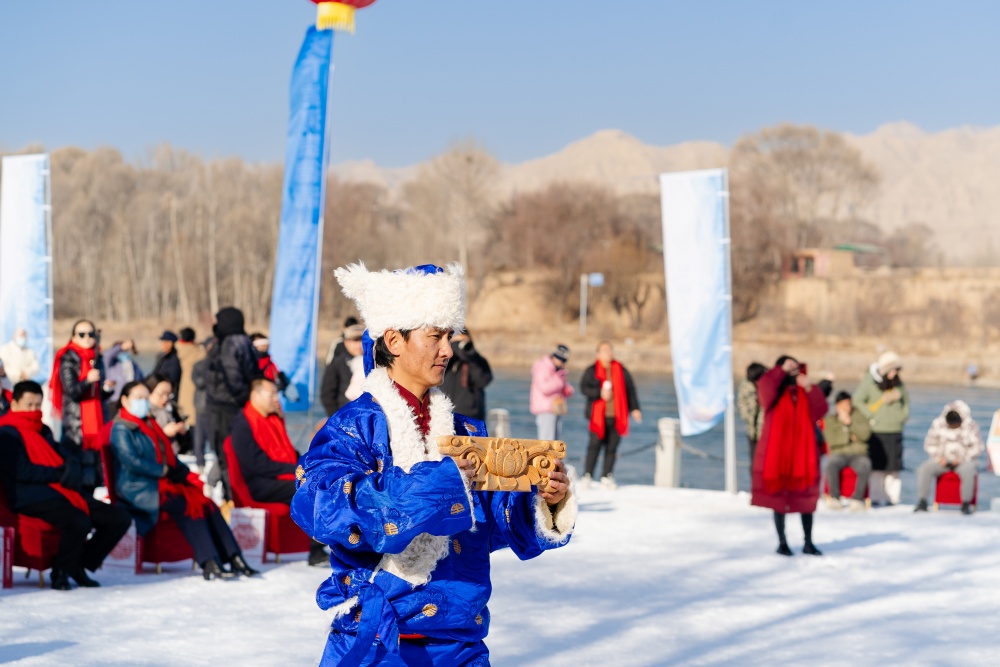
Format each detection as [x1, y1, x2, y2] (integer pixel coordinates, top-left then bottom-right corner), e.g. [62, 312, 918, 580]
[50, 319, 115, 491]
[205, 308, 261, 502]
[152, 330, 182, 391]
[321, 324, 364, 416]
[579, 341, 642, 489]
[230, 378, 328, 565]
[0, 381, 131, 590]
[440, 330, 493, 421]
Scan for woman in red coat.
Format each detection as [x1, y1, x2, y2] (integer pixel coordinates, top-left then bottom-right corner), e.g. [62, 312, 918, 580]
[751, 356, 829, 556]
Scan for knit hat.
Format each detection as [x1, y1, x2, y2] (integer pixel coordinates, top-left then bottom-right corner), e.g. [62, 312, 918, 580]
[334, 262, 466, 339]
[215, 307, 246, 339]
[552, 344, 571, 364]
[877, 351, 902, 375]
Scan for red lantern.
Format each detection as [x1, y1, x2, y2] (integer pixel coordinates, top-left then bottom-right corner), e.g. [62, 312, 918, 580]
[309, 0, 377, 33]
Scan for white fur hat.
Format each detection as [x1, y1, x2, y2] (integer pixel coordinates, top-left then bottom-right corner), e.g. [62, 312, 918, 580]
[334, 262, 466, 339]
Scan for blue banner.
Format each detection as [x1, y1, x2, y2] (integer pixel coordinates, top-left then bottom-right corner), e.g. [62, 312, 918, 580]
[0, 154, 53, 386]
[660, 169, 733, 436]
[270, 27, 334, 411]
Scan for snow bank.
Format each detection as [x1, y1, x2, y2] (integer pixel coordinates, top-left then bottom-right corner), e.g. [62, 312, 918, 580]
[3, 486, 998, 666]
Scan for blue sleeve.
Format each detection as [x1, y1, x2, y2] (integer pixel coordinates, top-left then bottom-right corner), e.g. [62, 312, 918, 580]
[111, 425, 163, 480]
[487, 490, 573, 560]
[291, 410, 474, 554]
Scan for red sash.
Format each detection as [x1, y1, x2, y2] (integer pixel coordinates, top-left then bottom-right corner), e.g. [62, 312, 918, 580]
[589, 361, 630, 439]
[50, 341, 105, 449]
[242, 403, 297, 480]
[0, 411, 90, 515]
[118, 409, 209, 520]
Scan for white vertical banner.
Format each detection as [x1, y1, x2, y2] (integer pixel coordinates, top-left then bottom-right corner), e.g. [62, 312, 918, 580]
[660, 169, 736, 491]
[0, 154, 54, 386]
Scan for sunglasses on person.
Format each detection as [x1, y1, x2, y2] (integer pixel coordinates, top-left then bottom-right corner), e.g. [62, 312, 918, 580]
[75, 331, 97, 339]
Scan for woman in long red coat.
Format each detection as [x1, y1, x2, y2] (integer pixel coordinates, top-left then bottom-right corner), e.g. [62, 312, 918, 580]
[751, 356, 829, 556]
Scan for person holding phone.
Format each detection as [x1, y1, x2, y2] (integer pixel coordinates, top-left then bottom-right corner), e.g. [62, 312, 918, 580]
[50, 319, 116, 491]
[751, 356, 828, 556]
[579, 340, 642, 489]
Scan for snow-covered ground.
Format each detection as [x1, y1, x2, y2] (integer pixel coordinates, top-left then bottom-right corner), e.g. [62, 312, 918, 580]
[2, 486, 999, 666]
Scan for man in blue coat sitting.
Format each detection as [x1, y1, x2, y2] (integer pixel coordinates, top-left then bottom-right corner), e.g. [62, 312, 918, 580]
[291, 262, 577, 667]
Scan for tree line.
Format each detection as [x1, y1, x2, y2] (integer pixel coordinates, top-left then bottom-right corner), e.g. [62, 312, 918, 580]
[0, 124, 937, 332]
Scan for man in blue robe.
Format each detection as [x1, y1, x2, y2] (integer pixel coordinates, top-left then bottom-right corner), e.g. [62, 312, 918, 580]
[291, 262, 577, 666]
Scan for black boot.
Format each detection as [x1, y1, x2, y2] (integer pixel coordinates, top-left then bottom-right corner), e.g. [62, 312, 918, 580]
[202, 558, 238, 581]
[71, 568, 101, 588]
[774, 512, 792, 556]
[308, 541, 329, 567]
[802, 542, 823, 556]
[914, 499, 929, 512]
[230, 553, 260, 577]
[50, 568, 72, 591]
[800, 513, 820, 555]
[961, 502, 973, 515]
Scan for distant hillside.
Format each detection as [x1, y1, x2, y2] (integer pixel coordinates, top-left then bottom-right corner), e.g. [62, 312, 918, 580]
[330, 122, 1000, 261]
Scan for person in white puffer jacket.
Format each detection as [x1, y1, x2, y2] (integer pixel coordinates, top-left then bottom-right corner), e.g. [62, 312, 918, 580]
[914, 400, 983, 514]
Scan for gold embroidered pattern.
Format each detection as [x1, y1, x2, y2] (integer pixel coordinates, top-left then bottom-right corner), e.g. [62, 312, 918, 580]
[466, 423, 478, 434]
[376, 459, 384, 473]
[355, 609, 363, 623]
[348, 530, 361, 545]
[450, 503, 465, 515]
[343, 480, 353, 494]
[295, 465, 305, 481]
[452, 539, 461, 554]
[342, 575, 351, 586]
[505, 509, 510, 523]
[384, 522, 399, 536]
[475, 614, 483, 625]
[422, 604, 438, 617]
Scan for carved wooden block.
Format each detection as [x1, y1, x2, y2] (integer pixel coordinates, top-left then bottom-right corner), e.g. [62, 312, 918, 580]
[436, 436, 566, 492]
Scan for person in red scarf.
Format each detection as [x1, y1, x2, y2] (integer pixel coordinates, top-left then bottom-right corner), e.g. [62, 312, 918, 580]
[50, 319, 115, 491]
[580, 341, 642, 490]
[0, 381, 131, 590]
[751, 356, 829, 557]
[230, 378, 327, 565]
[109, 380, 258, 580]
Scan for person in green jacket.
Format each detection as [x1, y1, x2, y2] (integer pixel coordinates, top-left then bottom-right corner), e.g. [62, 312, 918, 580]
[853, 351, 909, 506]
[823, 391, 873, 511]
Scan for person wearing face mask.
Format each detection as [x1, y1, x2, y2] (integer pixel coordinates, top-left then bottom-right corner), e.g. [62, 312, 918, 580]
[109, 380, 258, 581]
[1, 328, 40, 384]
[50, 320, 115, 491]
[0, 381, 131, 590]
[103, 339, 144, 404]
[854, 351, 909, 506]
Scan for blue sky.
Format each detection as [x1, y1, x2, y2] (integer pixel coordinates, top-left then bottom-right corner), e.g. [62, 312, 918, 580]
[1, 1, 997, 166]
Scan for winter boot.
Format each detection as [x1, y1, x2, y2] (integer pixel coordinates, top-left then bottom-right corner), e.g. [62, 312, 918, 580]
[802, 542, 823, 556]
[600, 475, 617, 490]
[961, 502, 974, 515]
[50, 568, 72, 591]
[70, 568, 101, 588]
[202, 558, 238, 581]
[580, 474, 593, 489]
[230, 553, 260, 577]
[849, 499, 867, 512]
[825, 497, 843, 511]
[776, 542, 793, 557]
[913, 499, 929, 513]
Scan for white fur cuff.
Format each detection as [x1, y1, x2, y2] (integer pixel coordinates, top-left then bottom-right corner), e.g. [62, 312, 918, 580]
[533, 489, 578, 544]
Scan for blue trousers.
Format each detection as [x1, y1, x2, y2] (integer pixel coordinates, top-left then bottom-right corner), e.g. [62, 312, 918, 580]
[322, 631, 490, 667]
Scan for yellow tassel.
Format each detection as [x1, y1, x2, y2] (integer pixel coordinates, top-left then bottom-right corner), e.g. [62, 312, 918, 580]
[316, 2, 356, 33]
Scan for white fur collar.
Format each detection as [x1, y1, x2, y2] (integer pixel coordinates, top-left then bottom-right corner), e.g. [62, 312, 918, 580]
[360, 367, 471, 586]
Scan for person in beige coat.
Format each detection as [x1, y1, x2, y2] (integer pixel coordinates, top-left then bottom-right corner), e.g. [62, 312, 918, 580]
[175, 328, 205, 428]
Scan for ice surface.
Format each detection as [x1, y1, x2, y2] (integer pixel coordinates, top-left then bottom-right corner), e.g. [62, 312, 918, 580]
[2, 486, 998, 666]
